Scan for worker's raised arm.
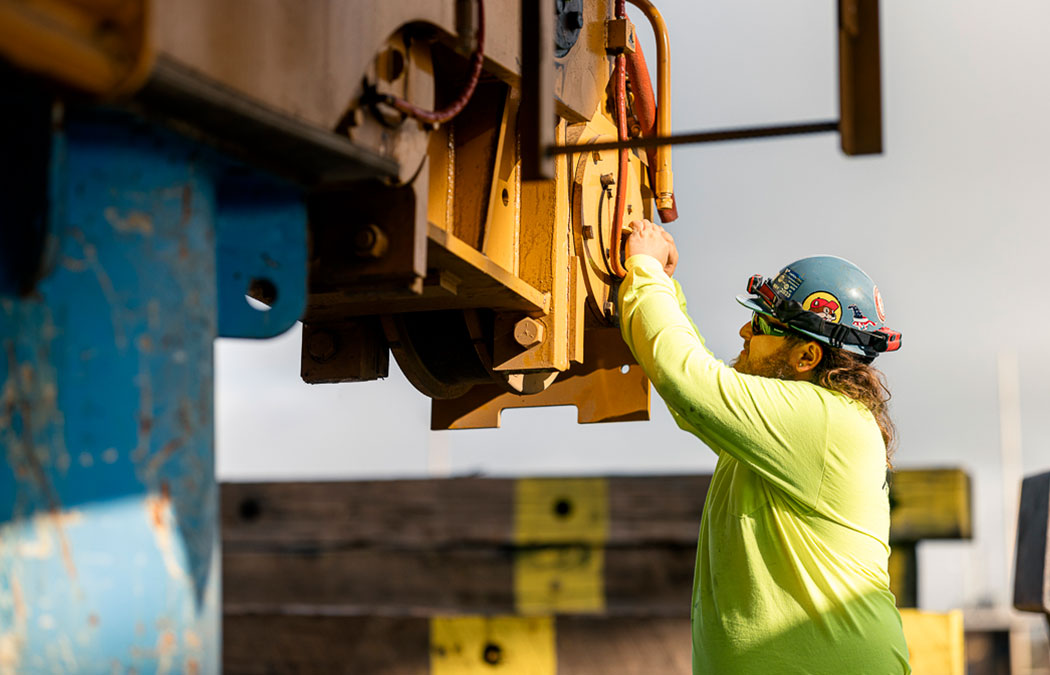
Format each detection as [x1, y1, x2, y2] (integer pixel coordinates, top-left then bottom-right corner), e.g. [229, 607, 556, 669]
[618, 254, 833, 508]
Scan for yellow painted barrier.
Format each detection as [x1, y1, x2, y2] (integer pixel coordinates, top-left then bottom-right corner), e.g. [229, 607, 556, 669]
[513, 478, 608, 613]
[431, 616, 556, 675]
[900, 609, 965, 675]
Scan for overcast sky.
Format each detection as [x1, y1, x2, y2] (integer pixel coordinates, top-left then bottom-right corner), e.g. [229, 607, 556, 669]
[215, 0, 1050, 613]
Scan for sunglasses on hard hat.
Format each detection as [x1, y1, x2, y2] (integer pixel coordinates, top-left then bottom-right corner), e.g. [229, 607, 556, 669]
[751, 312, 792, 338]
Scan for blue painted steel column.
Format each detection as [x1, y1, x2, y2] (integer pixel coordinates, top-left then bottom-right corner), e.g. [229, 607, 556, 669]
[0, 112, 306, 672]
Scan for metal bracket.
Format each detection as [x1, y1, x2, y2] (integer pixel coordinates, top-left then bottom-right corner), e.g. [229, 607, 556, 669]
[216, 176, 307, 339]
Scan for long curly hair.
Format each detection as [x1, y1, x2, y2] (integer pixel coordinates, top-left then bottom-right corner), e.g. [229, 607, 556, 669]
[786, 337, 897, 467]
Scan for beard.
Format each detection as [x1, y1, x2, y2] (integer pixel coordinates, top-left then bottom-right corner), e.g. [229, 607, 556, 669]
[732, 343, 798, 380]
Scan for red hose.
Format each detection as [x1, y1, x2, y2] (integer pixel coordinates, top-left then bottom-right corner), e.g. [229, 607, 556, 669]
[384, 0, 485, 125]
[610, 0, 629, 278]
[625, 40, 678, 223]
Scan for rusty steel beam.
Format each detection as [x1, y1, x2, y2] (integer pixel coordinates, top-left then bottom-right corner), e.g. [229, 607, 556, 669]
[838, 0, 883, 155]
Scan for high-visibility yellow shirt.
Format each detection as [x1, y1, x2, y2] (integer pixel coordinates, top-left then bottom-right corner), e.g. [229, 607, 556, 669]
[619, 254, 911, 675]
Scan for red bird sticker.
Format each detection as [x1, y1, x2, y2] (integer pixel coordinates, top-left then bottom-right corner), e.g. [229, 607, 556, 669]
[803, 292, 842, 323]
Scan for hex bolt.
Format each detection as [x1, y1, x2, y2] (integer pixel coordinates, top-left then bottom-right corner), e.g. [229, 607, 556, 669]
[307, 330, 337, 362]
[353, 224, 389, 259]
[513, 317, 545, 348]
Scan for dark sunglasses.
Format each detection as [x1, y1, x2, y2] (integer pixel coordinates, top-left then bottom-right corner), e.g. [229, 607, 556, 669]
[751, 312, 791, 338]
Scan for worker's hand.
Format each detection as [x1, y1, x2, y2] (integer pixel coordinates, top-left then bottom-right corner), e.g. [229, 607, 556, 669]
[661, 229, 678, 277]
[625, 219, 672, 274]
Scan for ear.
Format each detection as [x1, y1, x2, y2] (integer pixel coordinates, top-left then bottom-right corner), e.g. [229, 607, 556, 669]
[794, 341, 824, 377]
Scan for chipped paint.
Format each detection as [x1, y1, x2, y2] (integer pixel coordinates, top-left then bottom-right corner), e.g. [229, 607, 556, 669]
[104, 207, 154, 235]
[145, 486, 187, 582]
[156, 630, 176, 675]
[16, 509, 83, 559]
[0, 576, 26, 674]
[2, 111, 302, 671]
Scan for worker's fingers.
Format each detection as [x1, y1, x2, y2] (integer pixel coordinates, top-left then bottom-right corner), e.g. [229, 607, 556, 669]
[628, 218, 654, 234]
[625, 218, 671, 269]
[664, 238, 679, 277]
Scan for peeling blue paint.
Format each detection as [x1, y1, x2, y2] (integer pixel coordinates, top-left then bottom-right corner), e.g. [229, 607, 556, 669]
[0, 110, 307, 671]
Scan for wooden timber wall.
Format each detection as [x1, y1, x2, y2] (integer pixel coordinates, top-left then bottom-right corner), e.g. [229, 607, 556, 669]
[222, 470, 970, 673]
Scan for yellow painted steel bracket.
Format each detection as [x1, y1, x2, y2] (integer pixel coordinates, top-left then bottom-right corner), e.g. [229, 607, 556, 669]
[0, 0, 153, 96]
[625, 0, 673, 210]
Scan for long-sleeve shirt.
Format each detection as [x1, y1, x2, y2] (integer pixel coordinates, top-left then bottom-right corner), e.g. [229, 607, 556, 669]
[618, 254, 911, 675]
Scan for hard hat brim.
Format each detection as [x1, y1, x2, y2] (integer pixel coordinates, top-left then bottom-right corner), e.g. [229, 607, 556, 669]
[735, 294, 872, 358]
[735, 294, 774, 316]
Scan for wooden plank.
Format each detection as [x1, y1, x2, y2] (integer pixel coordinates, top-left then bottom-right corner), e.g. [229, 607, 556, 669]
[556, 617, 692, 675]
[224, 615, 429, 675]
[222, 475, 710, 550]
[224, 471, 959, 549]
[224, 545, 695, 616]
[222, 478, 516, 550]
[889, 468, 972, 542]
[223, 615, 693, 675]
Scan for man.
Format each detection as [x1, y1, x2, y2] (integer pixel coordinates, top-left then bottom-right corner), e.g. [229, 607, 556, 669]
[619, 220, 910, 674]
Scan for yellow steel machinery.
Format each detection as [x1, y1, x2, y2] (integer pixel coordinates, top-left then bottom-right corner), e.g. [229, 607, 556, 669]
[297, 0, 670, 429]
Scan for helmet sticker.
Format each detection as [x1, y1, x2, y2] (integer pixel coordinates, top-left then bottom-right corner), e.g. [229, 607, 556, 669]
[771, 268, 804, 300]
[803, 292, 842, 323]
[873, 286, 886, 322]
[848, 304, 877, 331]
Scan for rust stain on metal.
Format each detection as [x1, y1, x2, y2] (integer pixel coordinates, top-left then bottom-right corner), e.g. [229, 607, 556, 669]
[2, 340, 79, 581]
[0, 576, 27, 670]
[53, 510, 79, 581]
[183, 630, 201, 650]
[144, 438, 184, 479]
[156, 629, 176, 675]
[144, 484, 187, 581]
[180, 185, 192, 226]
[149, 483, 170, 529]
[132, 356, 153, 464]
[70, 229, 128, 349]
[104, 207, 154, 235]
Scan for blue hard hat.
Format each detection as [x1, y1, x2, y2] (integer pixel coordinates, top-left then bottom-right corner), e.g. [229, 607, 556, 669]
[735, 255, 900, 359]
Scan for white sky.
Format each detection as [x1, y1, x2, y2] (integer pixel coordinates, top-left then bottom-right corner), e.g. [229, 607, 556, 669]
[216, 0, 1050, 613]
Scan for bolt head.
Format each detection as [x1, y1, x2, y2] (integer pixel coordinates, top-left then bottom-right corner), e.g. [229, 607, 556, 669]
[513, 317, 545, 348]
[352, 224, 389, 259]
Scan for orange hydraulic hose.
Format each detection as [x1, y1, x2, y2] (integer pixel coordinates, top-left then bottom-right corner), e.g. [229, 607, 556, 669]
[626, 0, 673, 210]
[610, 0, 629, 278]
[383, 0, 485, 125]
[625, 39, 678, 223]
